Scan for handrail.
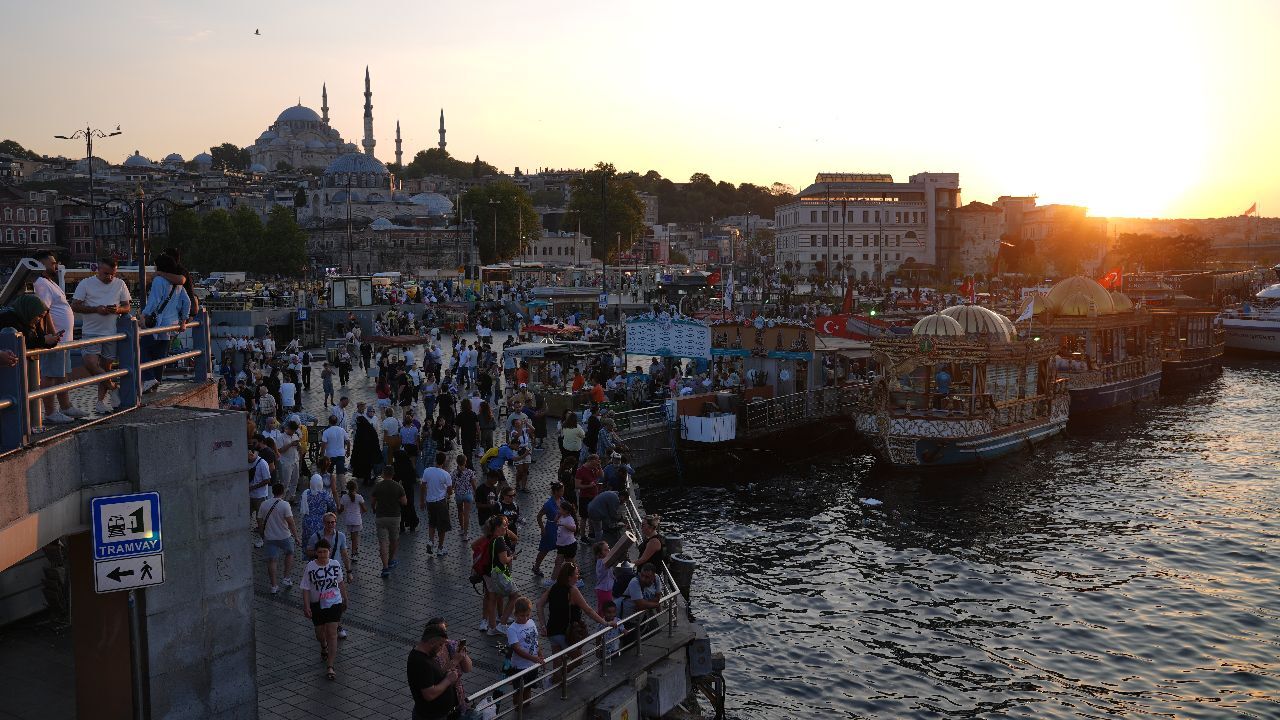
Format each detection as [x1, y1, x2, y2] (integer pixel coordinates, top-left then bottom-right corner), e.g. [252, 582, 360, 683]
[0, 309, 213, 452]
[465, 486, 685, 715]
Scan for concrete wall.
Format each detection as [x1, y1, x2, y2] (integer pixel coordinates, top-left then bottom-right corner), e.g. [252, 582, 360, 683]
[0, 389, 256, 720]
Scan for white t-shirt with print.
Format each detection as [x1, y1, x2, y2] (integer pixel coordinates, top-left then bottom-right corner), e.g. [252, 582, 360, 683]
[506, 619, 541, 669]
[300, 559, 345, 609]
[34, 276, 73, 340]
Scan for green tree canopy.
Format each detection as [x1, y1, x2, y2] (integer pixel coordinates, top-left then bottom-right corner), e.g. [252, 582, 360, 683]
[567, 162, 646, 261]
[260, 206, 308, 276]
[401, 148, 498, 180]
[619, 169, 796, 225]
[1115, 233, 1211, 272]
[460, 181, 540, 264]
[0, 139, 40, 160]
[209, 143, 250, 172]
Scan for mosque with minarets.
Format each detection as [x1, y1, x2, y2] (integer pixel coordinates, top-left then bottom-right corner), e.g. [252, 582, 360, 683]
[247, 67, 455, 223]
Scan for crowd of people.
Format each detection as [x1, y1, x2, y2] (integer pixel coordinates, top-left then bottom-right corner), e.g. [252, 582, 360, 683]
[228, 323, 673, 718]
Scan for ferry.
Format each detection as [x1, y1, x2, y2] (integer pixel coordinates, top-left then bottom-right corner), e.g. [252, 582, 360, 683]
[1029, 276, 1162, 414]
[1218, 280, 1280, 356]
[854, 306, 1069, 468]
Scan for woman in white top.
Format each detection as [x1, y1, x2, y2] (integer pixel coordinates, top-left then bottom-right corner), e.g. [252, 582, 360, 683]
[336, 479, 366, 558]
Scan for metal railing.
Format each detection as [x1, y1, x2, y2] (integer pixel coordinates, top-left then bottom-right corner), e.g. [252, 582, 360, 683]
[0, 309, 213, 452]
[612, 402, 672, 433]
[739, 385, 865, 433]
[465, 491, 684, 718]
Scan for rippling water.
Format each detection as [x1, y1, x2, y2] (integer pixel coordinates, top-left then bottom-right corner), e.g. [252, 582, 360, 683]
[644, 361, 1280, 719]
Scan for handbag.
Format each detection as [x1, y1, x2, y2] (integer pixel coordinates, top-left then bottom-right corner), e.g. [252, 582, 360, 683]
[144, 284, 179, 329]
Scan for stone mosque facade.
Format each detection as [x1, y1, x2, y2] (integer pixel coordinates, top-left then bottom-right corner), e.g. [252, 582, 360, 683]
[248, 82, 358, 172]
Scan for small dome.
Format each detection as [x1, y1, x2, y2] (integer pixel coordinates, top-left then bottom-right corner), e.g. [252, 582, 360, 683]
[324, 152, 389, 176]
[1045, 275, 1114, 315]
[1109, 291, 1134, 312]
[192, 152, 213, 166]
[326, 141, 337, 149]
[163, 153, 184, 164]
[1055, 291, 1101, 317]
[409, 192, 454, 215]
[258, 130, 278, 141]
[249, 163, 269, 173]
[370, 217, 395, 229]
[343, 142, 358, 152]
[940, 305, 1014, 342]
[306, 140, 325, 149]
[74, 156, 110, 173]
[276, 105, 322, 123]
[912, 313, 966, 337]
[122, 151, 153, 168]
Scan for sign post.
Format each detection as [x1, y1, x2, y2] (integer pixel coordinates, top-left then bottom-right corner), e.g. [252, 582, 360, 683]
[91, 491, 164, 720]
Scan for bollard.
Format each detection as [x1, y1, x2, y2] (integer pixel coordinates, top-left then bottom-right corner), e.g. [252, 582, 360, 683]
[667, 553, 696, 602]
[663, 533, 684, 558]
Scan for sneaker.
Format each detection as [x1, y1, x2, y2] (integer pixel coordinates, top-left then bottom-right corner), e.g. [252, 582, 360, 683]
[270, 585, 280, 595]
[44, 411, 74, 424]
[141, 379, 159, 394]
[479, 620, 490, 631]
[380, 568, 391, 578]
[338, 627, 348, 639]
[94, 401, 114, 415]
[487, 627, 500, 636]
[62, 407, 89, 419]
[497, 623, 509, 634]
[253, 538, 264, 549]
[281, 577, 293, 588]
[389, 559, 400, 569]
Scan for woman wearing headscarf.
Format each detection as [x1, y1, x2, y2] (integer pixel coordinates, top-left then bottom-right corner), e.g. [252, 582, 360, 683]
[393, 446, 420, 533]
[351, 407, 382, 486]
[299, 474, 337, 546]
[0, 294, 59, 350]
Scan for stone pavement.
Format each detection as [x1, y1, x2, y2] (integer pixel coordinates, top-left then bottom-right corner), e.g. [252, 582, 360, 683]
[253, 333, 614, 719]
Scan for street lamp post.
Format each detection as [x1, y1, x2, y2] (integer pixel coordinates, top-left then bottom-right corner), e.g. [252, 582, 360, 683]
[487, 198, 500, 265]
[54, 124, 122, 251]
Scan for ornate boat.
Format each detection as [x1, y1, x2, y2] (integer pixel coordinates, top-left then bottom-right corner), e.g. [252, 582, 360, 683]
[855, 306, 1069, 468]
[1026, 276, 1162, 414]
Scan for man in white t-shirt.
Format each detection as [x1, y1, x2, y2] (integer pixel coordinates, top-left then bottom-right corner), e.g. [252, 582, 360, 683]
[418, 453, 453, 554]
[248, 447, 273, 548]
[259, 482, 298, 594]
[262, 334, 276, 358]
[70, 258, 132, 415]
[321, 415, 351, 477]
[380, 407, 401, 465]
[274, 419, 303, 500]
[32, 251, 83, 423]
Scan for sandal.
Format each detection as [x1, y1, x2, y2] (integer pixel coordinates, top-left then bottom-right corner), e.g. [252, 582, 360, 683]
[326, 667, 336, 681]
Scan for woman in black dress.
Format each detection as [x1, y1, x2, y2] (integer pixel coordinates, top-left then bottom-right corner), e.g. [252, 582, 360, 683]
[351, 409, 383, 486]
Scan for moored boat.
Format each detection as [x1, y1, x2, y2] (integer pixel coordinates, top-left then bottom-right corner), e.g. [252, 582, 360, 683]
[1151, 299, 1225, 385]
[855, 307, 1069, 468]
[1218, 281, 1280, 356]
[1029, 276, 1162, 414]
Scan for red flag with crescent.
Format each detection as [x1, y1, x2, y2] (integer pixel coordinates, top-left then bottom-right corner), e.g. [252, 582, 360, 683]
[707, 270, 722, 285]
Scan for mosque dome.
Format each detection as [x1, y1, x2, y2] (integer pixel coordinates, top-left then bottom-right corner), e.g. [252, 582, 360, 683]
[276, 105, 322, 123]
[1109, 290, 1134, 312]
[122, 151, 153, 168]
[326, 142, 337, 149]
[370, 217, 395, 230]
[258, 130, 277, 141]
[306, 140, 325, 149]
[409, 192, 454, 215]
[911, 313, 965, 337]
[163, 153, 184, 164]
[249, 163, 269, 174]
[1045, 276, 1115, 315]
[192, 152, 213, 167]
[940, 305, 1014, 342]
[325, 152, 388, 176]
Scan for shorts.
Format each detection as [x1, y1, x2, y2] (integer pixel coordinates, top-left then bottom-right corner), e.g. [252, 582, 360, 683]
[556, 541, 578, 559]
[548, 634, 569, 652]
[327, 455, 347, 474]
[427, 500, 451, 531]
[345, 524, 361, 535]
[454, 491, 474, 506]
[264, 537, 294, 559]
[375, 516, 399, 543]
[309, 602, 345, 627]
[41, 349, 69, 378]
[81, 337, 119, 361]
[250, 496, 266, 515]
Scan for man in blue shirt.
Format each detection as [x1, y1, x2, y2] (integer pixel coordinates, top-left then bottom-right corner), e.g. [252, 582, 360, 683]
[140, 258, 192, 393]
[932, 368, 952, 409]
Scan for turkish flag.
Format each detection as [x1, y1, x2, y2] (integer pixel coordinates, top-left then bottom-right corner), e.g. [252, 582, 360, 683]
[707, 271, 722, 285]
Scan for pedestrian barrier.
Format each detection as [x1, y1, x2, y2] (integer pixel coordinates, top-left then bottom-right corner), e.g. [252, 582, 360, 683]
[0, 309, 213, 453]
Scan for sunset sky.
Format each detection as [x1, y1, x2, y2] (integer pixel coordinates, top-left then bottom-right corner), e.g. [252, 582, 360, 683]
[2, 0, 1277, 219]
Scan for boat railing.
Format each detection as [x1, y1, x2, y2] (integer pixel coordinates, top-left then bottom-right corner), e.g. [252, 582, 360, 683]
[740, 386, 864, 433]
[0, 310, 214, 453]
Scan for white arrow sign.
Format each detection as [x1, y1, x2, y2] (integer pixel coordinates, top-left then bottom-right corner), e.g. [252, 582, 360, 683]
[94, 552, 165, 594]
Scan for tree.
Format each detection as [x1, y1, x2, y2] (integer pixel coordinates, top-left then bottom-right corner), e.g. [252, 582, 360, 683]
[198, 209, 238, 270]
[209, 143, 249, 172]
[1115, 233, 1211, 271]
[158, 206, 201, 263]
[669, 249, 689, 265]
[0, 139, 40, 160]
[530, 187, 566, 208]
[460, 181, 540, 264]
[259, 206, 308, 276]
[566, 162, 646, 261]
[401, 148, 498, 180]
[275, 160, 293, 172]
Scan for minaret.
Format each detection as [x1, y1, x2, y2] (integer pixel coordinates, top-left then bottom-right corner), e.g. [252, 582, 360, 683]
[362, 66, 376, 157]
[395, 120, 403, 167]
[438, 109, 447, 152]
[321, 82, 329, 124]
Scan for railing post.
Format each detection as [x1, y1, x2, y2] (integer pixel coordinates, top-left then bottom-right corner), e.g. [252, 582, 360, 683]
[600, 635, 608, 675]
[192, 309, 211, 383]
[0, 329, 30, 451]
[117, 315, 140, 411]
[26, 349, 41, 431]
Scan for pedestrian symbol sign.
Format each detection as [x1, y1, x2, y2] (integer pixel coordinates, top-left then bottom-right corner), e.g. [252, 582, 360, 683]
[94, 552, 164, 594]
[91, 492, 163, 560]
